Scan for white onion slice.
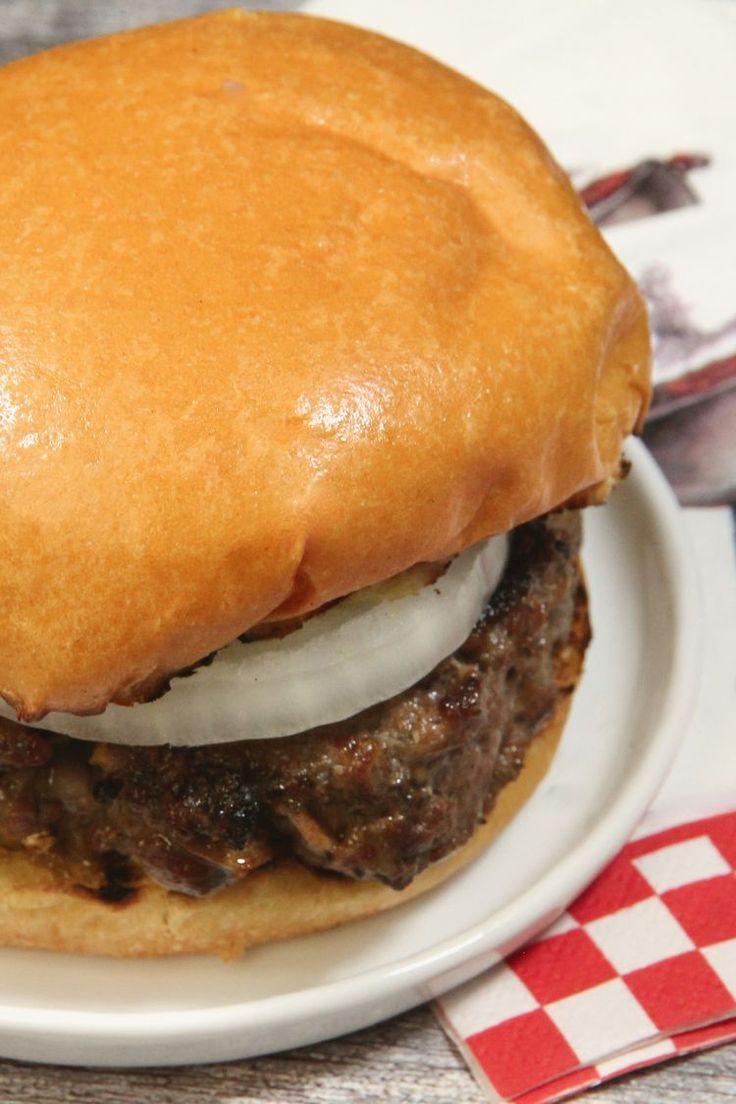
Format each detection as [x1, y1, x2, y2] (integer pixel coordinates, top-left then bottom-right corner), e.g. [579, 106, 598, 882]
[28, 534, 508, 747]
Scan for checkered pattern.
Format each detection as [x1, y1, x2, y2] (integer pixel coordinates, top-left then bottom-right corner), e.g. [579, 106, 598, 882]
[435, 812, 736, 1102]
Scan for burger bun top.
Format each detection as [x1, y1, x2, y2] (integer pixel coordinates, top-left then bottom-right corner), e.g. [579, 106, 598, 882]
[0, 10, 650, 720]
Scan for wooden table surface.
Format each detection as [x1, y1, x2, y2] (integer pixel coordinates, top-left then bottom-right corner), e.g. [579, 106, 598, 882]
[0, 2, 733, 1101]
[0, 1006, 734, 1104]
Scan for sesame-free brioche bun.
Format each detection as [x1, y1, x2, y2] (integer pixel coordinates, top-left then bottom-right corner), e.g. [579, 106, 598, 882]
[0, 10, 649, 721]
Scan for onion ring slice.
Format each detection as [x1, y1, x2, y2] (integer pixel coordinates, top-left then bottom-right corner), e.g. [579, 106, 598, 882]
[20, 534, 508, 747]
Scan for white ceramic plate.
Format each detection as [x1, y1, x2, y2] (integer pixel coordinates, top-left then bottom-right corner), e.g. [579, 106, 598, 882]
[0, 440, 699, 1067]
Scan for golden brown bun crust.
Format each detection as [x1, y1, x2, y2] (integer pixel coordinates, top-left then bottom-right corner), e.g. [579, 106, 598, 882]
[0, 694, 569, 958]
[0, 11, 650, 718]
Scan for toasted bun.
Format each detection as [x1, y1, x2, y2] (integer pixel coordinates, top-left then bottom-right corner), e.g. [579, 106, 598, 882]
[0, 692, 569, 958]
[0, 11, 649, 719]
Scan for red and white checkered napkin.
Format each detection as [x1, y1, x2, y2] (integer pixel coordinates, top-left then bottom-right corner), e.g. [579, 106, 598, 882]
[436, 812, 736, 1102]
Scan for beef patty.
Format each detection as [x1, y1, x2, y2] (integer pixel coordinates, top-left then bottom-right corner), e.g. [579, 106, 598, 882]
[0, 512, 588, 901]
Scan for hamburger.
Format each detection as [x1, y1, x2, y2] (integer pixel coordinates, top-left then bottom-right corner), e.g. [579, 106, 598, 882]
[0, 10, 650, 957]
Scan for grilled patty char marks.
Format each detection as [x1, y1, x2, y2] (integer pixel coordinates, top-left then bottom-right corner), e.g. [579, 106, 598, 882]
[0, 512, 587, 899]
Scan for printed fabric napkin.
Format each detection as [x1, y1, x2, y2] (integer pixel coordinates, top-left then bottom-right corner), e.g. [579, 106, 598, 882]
[432, 144, 736, 1101]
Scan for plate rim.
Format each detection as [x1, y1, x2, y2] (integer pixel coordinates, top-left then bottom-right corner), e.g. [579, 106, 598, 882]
[0, 440, 702, 1059]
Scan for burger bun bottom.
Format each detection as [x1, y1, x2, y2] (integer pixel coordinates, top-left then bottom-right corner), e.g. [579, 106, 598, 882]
[0, 695, 571, 959]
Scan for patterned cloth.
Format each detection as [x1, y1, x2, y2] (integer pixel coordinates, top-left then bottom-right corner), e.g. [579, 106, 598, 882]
[437, 813, 736, 1102]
